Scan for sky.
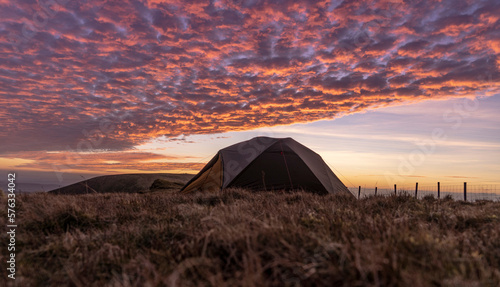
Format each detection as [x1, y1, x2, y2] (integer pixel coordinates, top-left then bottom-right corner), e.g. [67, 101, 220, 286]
[0, 0, 499, 191]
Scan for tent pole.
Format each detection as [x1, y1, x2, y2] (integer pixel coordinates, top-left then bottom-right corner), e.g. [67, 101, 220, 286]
[279, 141, 293, 189]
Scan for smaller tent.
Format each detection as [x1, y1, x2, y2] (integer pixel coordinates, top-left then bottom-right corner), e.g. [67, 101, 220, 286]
[181, 137, 352, 195]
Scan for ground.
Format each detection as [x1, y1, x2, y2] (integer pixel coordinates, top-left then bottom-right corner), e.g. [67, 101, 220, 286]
[1, 190, 499, 286]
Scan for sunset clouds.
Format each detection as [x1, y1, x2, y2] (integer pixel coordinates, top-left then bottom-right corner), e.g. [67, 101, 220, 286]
[0, 0, 499, 173]
[3, 150, 204, 172]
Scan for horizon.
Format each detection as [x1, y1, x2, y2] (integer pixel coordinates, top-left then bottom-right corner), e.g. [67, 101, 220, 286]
[1, 0, 499, 192]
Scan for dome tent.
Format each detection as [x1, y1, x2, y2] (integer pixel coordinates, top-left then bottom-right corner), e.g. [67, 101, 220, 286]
[180, 137, 352, 195]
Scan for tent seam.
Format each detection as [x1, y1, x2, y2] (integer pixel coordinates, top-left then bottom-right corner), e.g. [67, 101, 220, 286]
[224, 139, 279, 188]
[226, 140, 327, 193]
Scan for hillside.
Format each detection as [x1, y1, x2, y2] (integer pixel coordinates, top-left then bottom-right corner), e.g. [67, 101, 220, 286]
[2, 190, 499, 286]
[48, 173, 193, 194]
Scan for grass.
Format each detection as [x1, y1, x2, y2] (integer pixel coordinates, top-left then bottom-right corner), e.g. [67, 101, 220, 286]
[1, 190, 499, 286]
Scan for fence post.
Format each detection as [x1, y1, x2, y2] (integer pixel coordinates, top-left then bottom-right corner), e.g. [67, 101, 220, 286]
[394, 184, 397, 196]
[375, 186, 377, 196]
[415, 182, 418, 199]
[358, 186, 361, 199]
[437, 182, 440, 199]
[464, 182, 467, 201]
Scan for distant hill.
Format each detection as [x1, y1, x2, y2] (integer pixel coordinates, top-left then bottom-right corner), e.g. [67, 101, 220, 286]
[0, 181, 61, 193]
[48, 173, 193, 194]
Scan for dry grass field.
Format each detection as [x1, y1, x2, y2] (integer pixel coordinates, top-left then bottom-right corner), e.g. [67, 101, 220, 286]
[1, 189, 499, 286]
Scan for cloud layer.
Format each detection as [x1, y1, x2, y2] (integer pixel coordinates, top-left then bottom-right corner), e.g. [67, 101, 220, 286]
[5, 150, 205, 173]
[1, 0, 499, 155]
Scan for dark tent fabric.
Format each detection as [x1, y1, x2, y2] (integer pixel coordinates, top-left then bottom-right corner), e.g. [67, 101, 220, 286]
[180, 137, 352, 195]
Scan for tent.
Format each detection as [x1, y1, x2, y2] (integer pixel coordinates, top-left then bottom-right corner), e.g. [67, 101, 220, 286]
[180, 137, 352, 195]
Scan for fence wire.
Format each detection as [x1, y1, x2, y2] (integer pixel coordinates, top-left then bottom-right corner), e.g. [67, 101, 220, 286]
[348, 184, 500, 202]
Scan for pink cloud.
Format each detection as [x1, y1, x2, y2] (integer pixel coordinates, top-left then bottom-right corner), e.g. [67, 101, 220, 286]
[0, 0, 498, 155]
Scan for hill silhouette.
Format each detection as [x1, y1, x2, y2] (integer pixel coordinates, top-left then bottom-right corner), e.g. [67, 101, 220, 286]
[49, 173, 192, 194]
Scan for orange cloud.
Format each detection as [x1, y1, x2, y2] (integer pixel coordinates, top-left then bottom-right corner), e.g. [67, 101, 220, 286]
[1, 151, 203, 173]
[0, 0, 498, 157]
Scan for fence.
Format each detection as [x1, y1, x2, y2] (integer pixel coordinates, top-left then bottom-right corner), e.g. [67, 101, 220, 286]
[348, 182, 500, 202]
